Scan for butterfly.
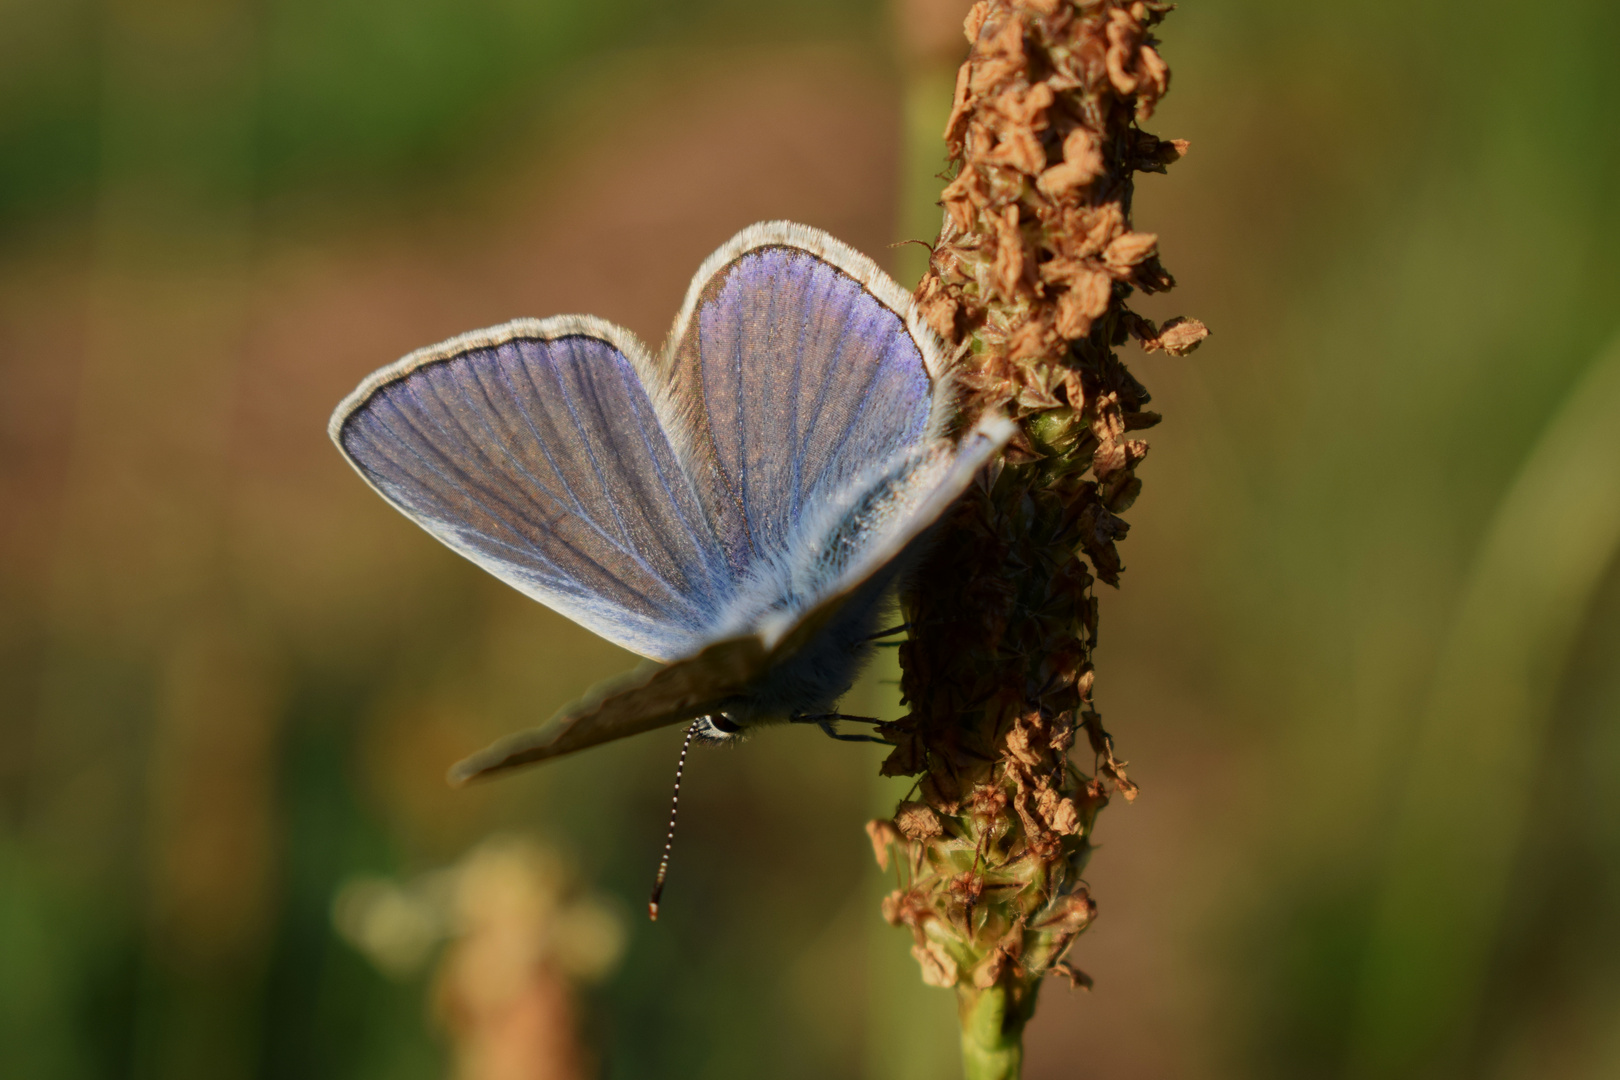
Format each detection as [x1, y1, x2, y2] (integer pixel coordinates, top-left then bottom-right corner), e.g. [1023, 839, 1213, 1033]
[329, 221, 1012, 786]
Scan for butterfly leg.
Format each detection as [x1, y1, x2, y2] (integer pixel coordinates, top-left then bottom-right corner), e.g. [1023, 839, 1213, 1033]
[817, 721, 889, 744]
[869, 617, 967, 644]
[793, 711, 881, 725]
[790, 713, 893, 745]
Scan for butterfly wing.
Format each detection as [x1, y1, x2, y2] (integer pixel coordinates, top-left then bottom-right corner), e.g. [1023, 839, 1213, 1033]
[330, 316, 732, 661]
[662, 222, 950, 579]
[760, 412, 1015, 649]
[446, 634, 770, 784]
[445, 414, 1015, 783]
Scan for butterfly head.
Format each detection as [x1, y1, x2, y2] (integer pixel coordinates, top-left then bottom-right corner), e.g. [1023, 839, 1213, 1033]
[691, 713, 744, 743]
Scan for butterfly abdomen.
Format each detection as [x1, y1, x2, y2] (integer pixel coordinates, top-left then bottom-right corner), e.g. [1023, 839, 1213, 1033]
[733, 570, 896, 729]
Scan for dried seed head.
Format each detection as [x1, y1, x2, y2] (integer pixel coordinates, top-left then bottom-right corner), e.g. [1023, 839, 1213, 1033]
[883, 0, 1200, 1018]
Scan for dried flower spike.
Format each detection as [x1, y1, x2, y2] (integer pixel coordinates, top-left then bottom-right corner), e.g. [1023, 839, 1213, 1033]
[873, 3, 1203, 1076]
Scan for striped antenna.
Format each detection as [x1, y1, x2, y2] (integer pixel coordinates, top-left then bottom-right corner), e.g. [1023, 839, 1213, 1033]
[648, 720, 702, 921]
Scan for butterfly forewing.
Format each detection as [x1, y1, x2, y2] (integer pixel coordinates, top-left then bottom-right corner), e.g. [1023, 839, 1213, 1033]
[667, 228, 942, 579]
[332, 320, 732, 661]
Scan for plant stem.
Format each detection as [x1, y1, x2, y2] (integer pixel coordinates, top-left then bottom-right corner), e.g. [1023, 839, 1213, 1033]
[957, 983, 1038, 1080]
[1347, 333, 1620, 1076]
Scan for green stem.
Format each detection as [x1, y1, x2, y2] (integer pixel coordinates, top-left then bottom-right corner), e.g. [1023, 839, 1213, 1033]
[1347, 331, 1620, 1076]
[957, 982, 1038, 1080]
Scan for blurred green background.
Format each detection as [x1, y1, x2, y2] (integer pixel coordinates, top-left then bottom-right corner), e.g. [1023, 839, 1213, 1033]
[2, 1, 1618, 1078]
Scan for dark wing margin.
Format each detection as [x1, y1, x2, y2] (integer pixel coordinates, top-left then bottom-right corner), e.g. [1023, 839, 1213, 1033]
[329, 316, 732, 661]
[660, 222, 953, 581]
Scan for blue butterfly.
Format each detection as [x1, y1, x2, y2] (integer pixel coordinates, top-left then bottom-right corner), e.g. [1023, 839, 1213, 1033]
[330, 222, 1012, 784]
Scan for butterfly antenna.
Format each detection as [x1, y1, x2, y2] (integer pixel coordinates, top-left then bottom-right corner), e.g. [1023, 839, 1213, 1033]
[648, 720, 702, 922]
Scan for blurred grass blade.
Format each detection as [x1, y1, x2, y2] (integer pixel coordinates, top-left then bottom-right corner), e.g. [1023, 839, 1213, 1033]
[1349, 331, 1620, 1078]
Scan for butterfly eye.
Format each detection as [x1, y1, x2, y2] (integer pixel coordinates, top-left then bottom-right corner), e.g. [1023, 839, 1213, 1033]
[707, 714, 741, 735]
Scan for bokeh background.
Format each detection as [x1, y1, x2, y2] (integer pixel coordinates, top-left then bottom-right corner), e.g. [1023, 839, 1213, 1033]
[3, 1, 1619, 1078]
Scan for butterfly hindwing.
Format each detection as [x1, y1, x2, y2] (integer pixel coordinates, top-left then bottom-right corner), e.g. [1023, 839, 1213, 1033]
[447, 633, 773, 783]
[331, 317, 731, 661]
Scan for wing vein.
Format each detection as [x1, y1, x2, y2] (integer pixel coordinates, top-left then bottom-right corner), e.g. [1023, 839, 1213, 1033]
[610, 354, 730, 601]
[463, 354, 599, 530]
[508, 343, 692, 610]
[812, 317, 895, 474]
[366, 373, 675, 618]
[730, 286, 755, 558]
[786, 264, 811, 526]
[364, 396, 583, 582]
[795, 282, 857, 476]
